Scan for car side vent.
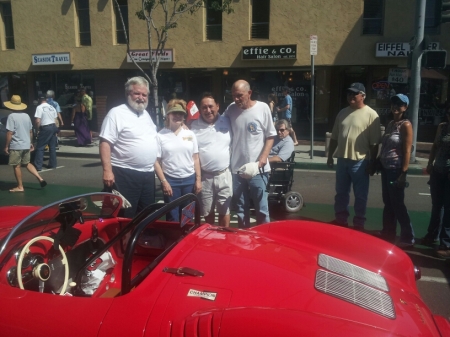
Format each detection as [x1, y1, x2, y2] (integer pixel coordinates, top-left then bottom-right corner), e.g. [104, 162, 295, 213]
[315, 269, 396, 319]
[318, 254, 389, 292]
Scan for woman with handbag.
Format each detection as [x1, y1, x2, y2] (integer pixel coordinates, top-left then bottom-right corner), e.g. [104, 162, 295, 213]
[377, 94, 415, 248]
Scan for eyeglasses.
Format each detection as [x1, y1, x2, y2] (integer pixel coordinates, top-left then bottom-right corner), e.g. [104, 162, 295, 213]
[277, 128, 286, 132]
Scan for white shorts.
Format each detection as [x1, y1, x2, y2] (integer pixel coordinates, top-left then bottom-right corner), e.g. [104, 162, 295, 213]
[199, 168, 233, 217]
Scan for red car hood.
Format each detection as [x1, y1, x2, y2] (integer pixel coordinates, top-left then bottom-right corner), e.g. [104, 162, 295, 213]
[159, 221, 441, 336]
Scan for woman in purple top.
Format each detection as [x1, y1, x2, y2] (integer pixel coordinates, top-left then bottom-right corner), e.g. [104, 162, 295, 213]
[378, 94, 414, 248]
[423, 110, 450, 258]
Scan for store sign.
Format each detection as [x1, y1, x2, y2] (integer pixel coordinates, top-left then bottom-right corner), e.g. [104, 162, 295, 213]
[376, 42, 440, 57]
[388, 68, 409, 84]
[32, 53, 71, 65]
[242, 45, 297, 60]
[127, 49, 174, 63]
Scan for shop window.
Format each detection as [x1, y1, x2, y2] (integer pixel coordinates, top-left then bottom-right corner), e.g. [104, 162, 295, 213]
[362, 0, 384, 35]
[206, 0, 222, 41]
[114, 0, 129, 44]
[0, 2, 15, 50]
[251, 0, 269, 39]
[76, 0, 91, 46]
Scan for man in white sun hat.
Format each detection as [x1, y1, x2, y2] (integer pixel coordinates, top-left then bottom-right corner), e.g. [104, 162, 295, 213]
[3, 95, 47, 192]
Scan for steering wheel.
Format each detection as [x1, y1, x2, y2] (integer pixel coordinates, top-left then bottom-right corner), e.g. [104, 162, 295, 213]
[16, 236, 69, 295]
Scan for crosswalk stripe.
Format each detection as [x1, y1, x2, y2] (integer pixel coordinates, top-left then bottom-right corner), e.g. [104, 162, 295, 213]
[419, 276, 449, 284]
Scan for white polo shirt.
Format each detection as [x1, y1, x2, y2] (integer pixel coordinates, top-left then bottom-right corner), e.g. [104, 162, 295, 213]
[190, 115, 231, 172]
[99, 104, 158, 172]
[156, 128, 199, 178]
[34, 102, 57, 126]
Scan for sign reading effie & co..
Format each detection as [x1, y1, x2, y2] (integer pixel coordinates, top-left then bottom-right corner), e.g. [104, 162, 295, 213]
[241, 45, 297, 60]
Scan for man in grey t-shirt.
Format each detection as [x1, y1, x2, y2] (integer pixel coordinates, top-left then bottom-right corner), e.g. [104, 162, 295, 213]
[3, 95, 46, 192]
[269, 119, 295, 163]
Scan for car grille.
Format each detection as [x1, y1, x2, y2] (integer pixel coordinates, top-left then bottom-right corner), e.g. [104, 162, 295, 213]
[318, 254, 389, 292]
[315, 269, 395, 319]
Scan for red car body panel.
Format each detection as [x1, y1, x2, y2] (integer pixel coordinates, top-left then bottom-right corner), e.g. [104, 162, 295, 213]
[0, 198, 447, 337]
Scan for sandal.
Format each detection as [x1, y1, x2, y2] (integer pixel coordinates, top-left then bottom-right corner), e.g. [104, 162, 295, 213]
[40, 180, 47, 188]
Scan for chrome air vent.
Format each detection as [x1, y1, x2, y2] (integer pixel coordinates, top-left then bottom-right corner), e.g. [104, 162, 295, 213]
[315, 269, 395, 319]
[318, 254, 389, 292]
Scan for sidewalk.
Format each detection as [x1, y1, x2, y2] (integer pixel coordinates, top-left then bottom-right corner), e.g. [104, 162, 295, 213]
[55, 131, 430, 175]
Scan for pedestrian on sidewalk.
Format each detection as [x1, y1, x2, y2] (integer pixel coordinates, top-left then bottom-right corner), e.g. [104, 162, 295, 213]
[46, 90, 64, 149]
[71, 90, 91, 146]
[191, 93, 232, 227]
[377, 94, 414, 248]
[424, 109, 450, 258]
[267, 93, 278, 123]
[3, 95, 46, 192]
[327, 83, 380, 230]
[100, 76, 158, 218]
[224, 80, 276, 228]
[80, 88, 93, 140]
[276, 86, 298, 145]
[154, 99, 201, 222]
[34, 96, 59, 171]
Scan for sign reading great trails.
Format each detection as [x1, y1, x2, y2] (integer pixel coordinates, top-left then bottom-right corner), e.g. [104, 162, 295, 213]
[241, 45, 297, 60]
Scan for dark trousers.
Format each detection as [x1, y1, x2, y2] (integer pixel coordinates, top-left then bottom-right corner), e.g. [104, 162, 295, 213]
[381, 168, 414, 243]
[34, 124, 58, 170]
[112, 166, 155, 218]
[428, 169, 450, 247]
[163, 174, 195, 222]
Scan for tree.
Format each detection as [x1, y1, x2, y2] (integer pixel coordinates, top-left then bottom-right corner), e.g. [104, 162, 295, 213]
[114, 0, 233, 125]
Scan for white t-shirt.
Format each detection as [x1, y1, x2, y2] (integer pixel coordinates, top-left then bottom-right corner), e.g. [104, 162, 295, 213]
[34, 102, 57, 126]
[156, 128, 199, 178]
[224, 101, 277, 173]
[190, 115, 231, 172]
[99, 104, 157, 172]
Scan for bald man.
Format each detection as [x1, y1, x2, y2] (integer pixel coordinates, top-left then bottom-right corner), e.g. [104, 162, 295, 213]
[224, 80, 276, 228]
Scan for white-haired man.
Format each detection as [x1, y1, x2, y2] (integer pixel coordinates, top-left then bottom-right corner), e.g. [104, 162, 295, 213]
[46, 90, 64, 148]
[99, 76, 158, 218]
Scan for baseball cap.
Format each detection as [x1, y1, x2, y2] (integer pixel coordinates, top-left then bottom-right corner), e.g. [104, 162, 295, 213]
[391, 93, 409, 107]
[347, 83, 366, 94]
[166, 103, 186, 114]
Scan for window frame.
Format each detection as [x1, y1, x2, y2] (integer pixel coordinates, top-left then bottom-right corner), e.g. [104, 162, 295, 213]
[0, 2, 15, 50]
[114, 0, 129, 45]
[76, 0, 91, 46]
[205, 0, 223, 41]
[251, 0, 270, 40]
[362, 0, 384, 36]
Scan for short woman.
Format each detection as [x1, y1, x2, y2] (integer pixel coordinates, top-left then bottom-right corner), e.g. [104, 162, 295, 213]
[378, 94, 415, 248]
[268, 93, 278, 123]
[423, 110, 450, 258]
[154, 99, 202, 221]
[71, 93, 91, 146]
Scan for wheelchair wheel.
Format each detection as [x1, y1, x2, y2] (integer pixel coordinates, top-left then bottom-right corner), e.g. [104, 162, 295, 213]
[284, 191, 303, 213]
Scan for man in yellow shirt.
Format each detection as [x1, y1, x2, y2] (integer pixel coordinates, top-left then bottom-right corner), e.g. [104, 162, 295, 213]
[80, 88, 93, 140]
[327, 83, 380, 230]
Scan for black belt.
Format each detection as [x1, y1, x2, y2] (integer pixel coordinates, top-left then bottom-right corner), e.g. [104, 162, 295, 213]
[41, 123, 55, 128]
[202, 168, 228, 176]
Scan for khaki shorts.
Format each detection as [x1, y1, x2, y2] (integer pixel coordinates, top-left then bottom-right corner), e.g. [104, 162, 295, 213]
[198, 168, 232, 217]
[9, 150, 31, 166]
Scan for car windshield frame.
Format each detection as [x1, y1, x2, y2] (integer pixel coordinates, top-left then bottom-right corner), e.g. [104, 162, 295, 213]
[0, 193, 122, 264]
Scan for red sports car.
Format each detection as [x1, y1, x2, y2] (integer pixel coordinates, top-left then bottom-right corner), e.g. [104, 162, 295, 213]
[0, 192, 449, 337]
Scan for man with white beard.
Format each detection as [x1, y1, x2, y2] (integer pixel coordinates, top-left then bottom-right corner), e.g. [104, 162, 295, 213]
[99, 77, 158, 217]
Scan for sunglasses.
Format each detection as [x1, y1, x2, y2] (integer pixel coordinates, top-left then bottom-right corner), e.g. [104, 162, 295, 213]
[277, 128, 286, 132]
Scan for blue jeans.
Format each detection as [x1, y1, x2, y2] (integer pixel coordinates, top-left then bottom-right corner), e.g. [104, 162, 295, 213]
[334, 158, 369, 228]
[164, 174, 195, 222]
[381, 168, 414, 243]
[112, 166, 155, 218]
[34, 124, 58, 170]
[233, 173, 270, 228]
[428, 169, 450, 247]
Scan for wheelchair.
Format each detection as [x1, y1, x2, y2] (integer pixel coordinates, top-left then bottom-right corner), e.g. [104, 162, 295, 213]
[266, 151, 304, 213]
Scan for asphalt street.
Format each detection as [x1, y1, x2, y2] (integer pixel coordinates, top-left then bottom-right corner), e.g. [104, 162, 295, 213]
[0, 156, 449, 319]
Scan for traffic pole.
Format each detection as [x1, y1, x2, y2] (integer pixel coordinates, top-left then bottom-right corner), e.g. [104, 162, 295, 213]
[310, 54, 315, 159]
[409, 0, 426, 163]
